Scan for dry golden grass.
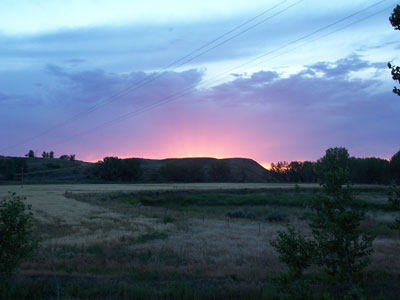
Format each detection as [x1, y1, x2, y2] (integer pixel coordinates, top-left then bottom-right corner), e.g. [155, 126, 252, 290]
[0, 184, 176, 246]
[1, 183, 398, 289]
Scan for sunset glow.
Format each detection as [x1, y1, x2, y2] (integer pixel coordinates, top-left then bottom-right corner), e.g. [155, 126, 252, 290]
[0, 0, 399, 163]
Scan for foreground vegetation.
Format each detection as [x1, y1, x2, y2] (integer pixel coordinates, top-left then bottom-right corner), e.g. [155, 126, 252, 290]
[0, 182, 398, 299]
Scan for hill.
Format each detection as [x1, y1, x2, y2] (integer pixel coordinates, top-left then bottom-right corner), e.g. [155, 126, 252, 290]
[0, 156, 270, 183]
[0, 156, 93, 183]
[138, 157, 270, 182]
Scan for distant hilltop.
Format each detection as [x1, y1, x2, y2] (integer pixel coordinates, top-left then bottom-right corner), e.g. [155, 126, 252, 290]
[0, 156, 270, 183]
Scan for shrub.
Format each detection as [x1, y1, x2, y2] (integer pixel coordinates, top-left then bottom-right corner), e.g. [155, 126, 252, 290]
[225, 209, 245, 218]
[265, 210, 283, 222]
[270, 224, 314, 278]
[0, 192, 39, 277]
[225, 209, 256, 219]
[245, 210, 256, 219]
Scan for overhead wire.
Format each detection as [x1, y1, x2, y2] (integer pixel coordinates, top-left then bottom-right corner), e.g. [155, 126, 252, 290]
[43, 0, 391, 150]
[0, 0, 296, 152]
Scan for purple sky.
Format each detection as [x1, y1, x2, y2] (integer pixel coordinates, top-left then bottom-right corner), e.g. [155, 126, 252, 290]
[0, 0, 399, 167]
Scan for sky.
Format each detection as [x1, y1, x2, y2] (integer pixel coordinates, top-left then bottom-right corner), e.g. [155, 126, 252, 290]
[0, 0, 399, 167]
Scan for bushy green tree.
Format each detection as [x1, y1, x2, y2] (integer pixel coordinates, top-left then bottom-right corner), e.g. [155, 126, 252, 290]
[0, 193, 39, 277]
[271, 147, 374, 298]
[388, 5, 400, 96]
[312, 148, 374, 283]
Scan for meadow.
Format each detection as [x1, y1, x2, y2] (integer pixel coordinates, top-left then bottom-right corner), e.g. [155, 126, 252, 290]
[0, 183, 399, 299]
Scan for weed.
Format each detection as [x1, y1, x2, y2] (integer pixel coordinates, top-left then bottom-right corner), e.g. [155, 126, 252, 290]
[137, 232, 168, 243]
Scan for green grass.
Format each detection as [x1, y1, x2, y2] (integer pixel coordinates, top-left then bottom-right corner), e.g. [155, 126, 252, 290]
[131, 192, 315, 208]
[71, 190, 396, 214]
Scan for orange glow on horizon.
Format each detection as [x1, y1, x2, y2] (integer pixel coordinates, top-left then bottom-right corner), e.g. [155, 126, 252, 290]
[260, 163, 271, 170]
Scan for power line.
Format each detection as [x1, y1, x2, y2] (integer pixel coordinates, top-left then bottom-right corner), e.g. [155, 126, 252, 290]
[44, 0, 390, 149]
[0, 0, 296, 153]
[198, 2, 394, 88]
[192, 0, 390, 91]
[254, 4, 395, 69]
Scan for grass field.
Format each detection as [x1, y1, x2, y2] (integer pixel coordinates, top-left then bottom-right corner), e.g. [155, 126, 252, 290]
[0, 183, 399, 299]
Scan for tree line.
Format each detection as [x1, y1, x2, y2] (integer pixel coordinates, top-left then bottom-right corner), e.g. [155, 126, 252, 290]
[269, 150, 400, 184]
[94, 157, 231, 182]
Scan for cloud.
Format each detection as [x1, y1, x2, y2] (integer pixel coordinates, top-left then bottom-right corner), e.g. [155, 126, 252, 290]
[44, 64, 204, 107]
[188, 55, 399, 159]
[205, 54, 386, 109]
[0, 54, 398, 163]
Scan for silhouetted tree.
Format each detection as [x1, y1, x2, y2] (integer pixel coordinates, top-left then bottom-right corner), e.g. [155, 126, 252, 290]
[49, 151, 54, 159]
[301, 161, 317, 182]
[96, 157, 142, 181]
[120, 159, 142, 181]
[26, 150, 35, 158]
[96, 157, 120, 180]
[388, 5, 400, 96]
[59, 154, 76, 161]
[390, 150, 400, 184]
[287, 161, 303, 182]
[269, 161, 318, 183]
[270, 161, 289, 182]
[349, 157, 390, 184]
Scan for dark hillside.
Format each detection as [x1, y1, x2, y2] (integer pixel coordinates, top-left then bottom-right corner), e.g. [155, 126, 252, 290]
[138, 157, 270, 182]
[0, 156, 93, 183]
